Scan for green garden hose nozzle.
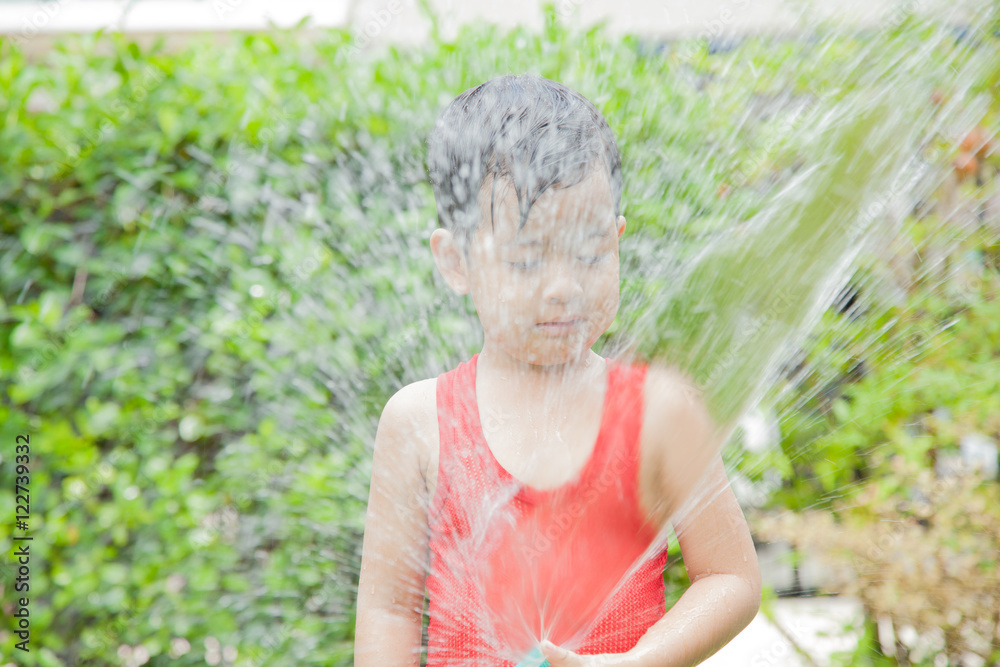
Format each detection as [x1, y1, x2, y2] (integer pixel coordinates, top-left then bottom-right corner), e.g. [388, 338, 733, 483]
[515, 646, 551, 667]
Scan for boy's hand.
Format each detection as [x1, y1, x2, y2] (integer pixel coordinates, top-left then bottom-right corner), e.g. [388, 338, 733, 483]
[539, 641, 637, 667]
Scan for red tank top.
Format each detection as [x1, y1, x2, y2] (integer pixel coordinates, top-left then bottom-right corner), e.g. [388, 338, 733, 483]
[426, 353, 669, 666]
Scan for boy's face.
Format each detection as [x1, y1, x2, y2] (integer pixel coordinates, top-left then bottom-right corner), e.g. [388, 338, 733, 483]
[449, 167, 626, 366]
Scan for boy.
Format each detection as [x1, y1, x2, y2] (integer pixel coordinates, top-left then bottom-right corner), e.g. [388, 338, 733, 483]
[355, 74, 760, 667]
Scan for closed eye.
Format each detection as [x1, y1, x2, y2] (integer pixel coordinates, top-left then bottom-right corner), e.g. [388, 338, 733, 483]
[507, 260, 541, 270]
[507, 254, 608, 269]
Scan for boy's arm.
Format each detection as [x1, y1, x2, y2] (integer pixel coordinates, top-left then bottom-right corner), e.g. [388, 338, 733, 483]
[626, 367, 762, 667]
[625, 461, 761, 667]
[355, 383, 434, 667]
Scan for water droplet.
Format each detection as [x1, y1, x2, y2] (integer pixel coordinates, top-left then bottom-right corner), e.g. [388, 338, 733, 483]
[370, 584, 376, 595]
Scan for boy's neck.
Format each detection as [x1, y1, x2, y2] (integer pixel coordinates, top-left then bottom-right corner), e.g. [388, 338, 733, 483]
[477, 346, 605, 392]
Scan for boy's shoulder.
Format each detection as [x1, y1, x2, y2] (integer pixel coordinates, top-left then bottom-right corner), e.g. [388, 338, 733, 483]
[636, 362, 714, 524]
[636, 362, 703, 460]
[384, 376, 438, 412]
[639, 362, 712, 450]
[379, 377, 439, 472]
[640, 362, 702, 408]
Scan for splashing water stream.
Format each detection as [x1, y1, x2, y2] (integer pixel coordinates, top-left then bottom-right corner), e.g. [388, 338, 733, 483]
[354, 5, 1000, 666]
[3, 1, 998, 664]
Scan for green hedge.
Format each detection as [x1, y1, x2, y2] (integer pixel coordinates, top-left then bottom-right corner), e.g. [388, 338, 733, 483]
[2, 4, 999, 665]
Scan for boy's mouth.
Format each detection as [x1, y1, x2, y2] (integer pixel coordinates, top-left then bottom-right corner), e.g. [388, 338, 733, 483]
[536, 318, 583, 333]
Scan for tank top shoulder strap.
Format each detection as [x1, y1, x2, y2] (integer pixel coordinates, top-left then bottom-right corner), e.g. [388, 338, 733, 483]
[590, 357, 649, 517]
[435, 354, 475, 455]
[430, 354, 480, 529]
[606, 357, 648, 450]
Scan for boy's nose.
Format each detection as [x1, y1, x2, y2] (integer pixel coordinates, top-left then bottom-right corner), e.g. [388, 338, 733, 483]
[541, 260, 584, 303]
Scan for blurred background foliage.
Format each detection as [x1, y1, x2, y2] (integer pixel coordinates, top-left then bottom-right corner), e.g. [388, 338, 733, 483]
[1, 2, 999, 665]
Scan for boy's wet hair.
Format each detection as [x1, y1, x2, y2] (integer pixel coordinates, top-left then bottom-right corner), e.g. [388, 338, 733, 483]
[426, 74, 623, 254]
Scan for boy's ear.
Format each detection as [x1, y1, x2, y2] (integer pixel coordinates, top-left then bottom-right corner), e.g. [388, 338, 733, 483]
[430, 228, 470, 295]
[617, 215, 627, 238]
